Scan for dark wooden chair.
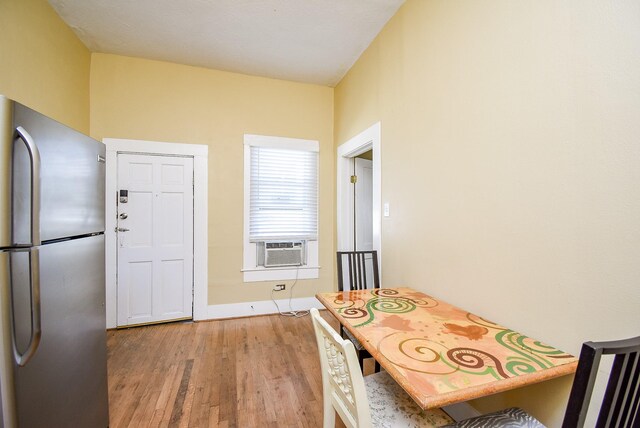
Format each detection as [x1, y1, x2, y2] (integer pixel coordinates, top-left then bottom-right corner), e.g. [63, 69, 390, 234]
[563, 335, 640, 427]
[336, 250, 380, 373]
[444, 335, 640, 427]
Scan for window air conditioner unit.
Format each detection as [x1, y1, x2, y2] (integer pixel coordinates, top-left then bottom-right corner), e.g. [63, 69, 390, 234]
[257, 241, 305, 268]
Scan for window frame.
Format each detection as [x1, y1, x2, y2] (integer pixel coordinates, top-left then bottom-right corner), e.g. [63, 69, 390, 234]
[242, 134, 320, 282]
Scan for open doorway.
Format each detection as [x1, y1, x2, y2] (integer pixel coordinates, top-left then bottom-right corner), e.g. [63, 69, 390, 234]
[336, 122, 381, 269]
[352, 152, 373, 251]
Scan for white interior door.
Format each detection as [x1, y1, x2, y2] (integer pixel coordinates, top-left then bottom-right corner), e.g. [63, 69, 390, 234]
[116, 153, 194, 327]
[354, 157, 373, 251]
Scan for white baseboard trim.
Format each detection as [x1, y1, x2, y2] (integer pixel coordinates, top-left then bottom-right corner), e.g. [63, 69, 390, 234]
[204, 296, 322, 320]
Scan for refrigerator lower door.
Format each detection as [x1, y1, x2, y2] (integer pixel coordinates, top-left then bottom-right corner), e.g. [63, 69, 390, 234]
[0, 250, 17, 428]
[11, 235, 108, 428]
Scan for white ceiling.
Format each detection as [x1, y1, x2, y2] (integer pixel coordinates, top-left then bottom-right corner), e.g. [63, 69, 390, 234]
[48, 0, 405, 87]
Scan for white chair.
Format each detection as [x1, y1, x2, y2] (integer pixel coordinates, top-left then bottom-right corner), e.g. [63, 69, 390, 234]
[310, 308, 453, 428]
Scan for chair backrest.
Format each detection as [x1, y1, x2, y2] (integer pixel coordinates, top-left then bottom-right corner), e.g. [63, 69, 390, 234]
[310, 308, 372, 428]
[336, 251, 380, 292]
[563, 335, 640, 428]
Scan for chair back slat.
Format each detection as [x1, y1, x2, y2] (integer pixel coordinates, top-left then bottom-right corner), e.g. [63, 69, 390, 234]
[563, 345, 600, 427]
[336, 253, 345, 292]
[625, 354, 640, 426]
[357, 253, 365, 289]
[336, 251, 379, 292]
[563, 336, 640, 428]
[614, 352, 639, 427]
[352, 252, 359, 289]
[598, 352, 632, 427]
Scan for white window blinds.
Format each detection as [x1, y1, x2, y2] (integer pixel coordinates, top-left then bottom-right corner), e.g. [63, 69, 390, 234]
[249, 146, 318, 241]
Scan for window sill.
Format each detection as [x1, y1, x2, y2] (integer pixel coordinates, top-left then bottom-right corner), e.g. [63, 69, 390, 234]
[242, 266, 320, 283]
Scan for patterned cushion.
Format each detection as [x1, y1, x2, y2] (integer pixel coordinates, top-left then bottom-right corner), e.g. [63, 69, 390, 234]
[442, 407, 546, 428]
[364, 371, 453, 427]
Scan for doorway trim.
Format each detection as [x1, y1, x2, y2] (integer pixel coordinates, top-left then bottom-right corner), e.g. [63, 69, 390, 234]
[104, 138, 208, 329]
[336, 122, 381, 258]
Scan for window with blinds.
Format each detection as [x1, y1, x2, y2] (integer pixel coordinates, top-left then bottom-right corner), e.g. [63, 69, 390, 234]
[249, 146, 318, 241]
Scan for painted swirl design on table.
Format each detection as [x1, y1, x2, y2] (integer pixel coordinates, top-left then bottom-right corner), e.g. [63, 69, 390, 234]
[374, 288, 440, 308]
[445, 347, 509, 379]
[372, 288, 401, 297]
[378, 332, 458, 375]
[437, 330, 574, 380]
[466, 312, 507, 331]
[495, 330, 575, 375]
[336, 289, 439, 327]
[318, 287, 578, 399]
[377, 330, 561, 381]
[340, 306, 368, 320]
[378, 337, 545, 381]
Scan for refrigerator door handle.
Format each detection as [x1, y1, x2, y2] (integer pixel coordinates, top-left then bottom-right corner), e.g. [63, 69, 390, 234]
[11, 248, 42, 367]
[14, 126, 41, 246]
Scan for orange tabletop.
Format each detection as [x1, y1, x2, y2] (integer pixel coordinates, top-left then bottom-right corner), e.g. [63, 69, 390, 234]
[316, 287, 578, 410]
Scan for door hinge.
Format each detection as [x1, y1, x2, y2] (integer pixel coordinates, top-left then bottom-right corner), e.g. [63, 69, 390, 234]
[350, 175, 357, 184]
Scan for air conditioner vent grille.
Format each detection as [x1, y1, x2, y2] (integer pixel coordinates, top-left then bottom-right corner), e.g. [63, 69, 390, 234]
[257, 241, 305, 268]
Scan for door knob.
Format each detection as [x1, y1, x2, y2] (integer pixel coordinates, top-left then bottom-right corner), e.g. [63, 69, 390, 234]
[115, 227, 130, 232]
[119, 213, 128, 219]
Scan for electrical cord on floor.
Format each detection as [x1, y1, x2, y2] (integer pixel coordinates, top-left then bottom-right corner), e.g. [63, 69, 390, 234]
[271, 266, 309, 318]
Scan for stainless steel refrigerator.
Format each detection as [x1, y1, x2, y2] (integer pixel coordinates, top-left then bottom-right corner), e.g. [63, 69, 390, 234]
[0, 95, 109, 427]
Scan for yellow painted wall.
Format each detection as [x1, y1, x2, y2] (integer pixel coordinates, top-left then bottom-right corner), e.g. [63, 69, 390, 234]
[335, 1, 640, 425]
[90, 53, 334, 306]
[0, 0, 91, 132]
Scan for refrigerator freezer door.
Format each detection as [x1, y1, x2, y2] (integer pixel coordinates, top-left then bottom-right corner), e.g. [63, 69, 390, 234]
[0, 96, 12, 249]
[12, 101, 105, 244]
[12, 235, 109, 427]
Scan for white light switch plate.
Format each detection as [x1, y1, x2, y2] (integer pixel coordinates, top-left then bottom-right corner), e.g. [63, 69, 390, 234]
[384, 203, 390, 217]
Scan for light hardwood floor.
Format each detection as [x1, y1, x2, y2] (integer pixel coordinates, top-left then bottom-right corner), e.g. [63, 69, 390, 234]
[107, 311, 353, 428]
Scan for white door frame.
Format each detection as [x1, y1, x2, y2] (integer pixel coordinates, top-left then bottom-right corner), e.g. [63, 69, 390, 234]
[104, 138, 208, 329]
[337, 122, 382, 260]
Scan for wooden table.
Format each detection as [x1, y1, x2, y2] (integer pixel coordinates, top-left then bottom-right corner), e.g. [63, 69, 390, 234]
[316, 287, 578, 410]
